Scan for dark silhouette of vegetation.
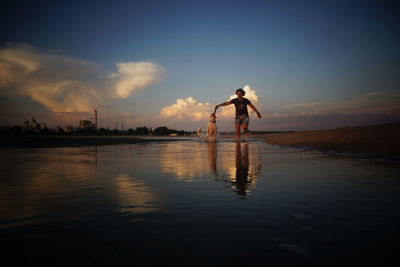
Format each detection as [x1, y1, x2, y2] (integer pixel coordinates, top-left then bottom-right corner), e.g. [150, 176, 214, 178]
[98, 128, 107, 135]
[41, 127, 50, 135]
[1, 123, 193, 136]
[11, 126, 22, 134]
[77, 128, 96, 135]
[153, 126, 170, 135]
[133, 126, 150, 135]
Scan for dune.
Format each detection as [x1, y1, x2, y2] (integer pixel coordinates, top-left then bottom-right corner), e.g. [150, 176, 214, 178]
[262, 122, 400, 158]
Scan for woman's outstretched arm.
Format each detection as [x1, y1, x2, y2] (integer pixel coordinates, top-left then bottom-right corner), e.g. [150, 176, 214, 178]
[214, 100, 233, 113]
[249, 103, 262, 118]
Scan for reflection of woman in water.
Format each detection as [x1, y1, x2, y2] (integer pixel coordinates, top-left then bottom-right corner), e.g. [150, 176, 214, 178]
[208, 142, 260, 198]
[234, 142, 250, 197]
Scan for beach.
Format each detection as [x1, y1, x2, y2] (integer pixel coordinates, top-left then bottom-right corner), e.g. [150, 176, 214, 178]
[262, 122, 400, 158]
[1, 122, 399, 160]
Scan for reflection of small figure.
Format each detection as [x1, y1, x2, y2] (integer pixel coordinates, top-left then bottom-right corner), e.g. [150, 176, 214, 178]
[206, 113, 217, 140]
[197, 128, 202, 138]
[234, 142, 250, 198]
[207, 141, 217, 176]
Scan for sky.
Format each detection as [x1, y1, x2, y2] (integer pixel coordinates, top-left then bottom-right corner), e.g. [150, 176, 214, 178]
[0, 0, 399, 131]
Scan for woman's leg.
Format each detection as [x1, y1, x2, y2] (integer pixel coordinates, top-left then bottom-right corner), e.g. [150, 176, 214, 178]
[235, 123, 241, 139]
[242, 122, 249, 137]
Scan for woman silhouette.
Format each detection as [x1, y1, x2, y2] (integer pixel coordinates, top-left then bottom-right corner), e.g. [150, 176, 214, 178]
[213, 88, 261, 139]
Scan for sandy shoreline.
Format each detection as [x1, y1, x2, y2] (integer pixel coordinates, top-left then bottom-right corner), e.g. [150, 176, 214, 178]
[262, 122, 400, 159]
[1, 122, 399, 160]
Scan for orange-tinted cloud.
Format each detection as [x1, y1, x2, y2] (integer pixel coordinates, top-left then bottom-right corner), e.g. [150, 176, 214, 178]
[0, 43, 165, 113]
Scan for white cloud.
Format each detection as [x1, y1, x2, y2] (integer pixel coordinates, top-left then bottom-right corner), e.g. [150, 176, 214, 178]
[0, 43, 165, 113]
[160, 85, 261, 121]
[228, 85, 259, 102]
[160, 97, 212, 120]
[111, 62, 165, 98]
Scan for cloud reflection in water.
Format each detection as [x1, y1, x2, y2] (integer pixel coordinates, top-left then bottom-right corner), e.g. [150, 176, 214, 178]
[113, 174, 161, 214]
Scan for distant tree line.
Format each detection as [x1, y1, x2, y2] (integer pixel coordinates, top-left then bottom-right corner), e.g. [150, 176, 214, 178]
[3, 124, 292, 136]
[3, 125, 194, 136]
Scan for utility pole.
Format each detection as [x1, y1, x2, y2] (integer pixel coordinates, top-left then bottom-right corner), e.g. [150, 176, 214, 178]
[94, 109, 98, 129]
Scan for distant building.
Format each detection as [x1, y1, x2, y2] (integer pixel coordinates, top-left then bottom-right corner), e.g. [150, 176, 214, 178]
[21, 117, 46, 132]
[63, 125, 78, 132]
[79, 120, 95, 129]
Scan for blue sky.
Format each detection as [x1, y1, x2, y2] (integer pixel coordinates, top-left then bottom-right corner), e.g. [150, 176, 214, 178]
[0, 0, 399, 130]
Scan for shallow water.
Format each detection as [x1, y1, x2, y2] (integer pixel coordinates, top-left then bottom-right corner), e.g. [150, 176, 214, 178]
[1, 140, 399, 266]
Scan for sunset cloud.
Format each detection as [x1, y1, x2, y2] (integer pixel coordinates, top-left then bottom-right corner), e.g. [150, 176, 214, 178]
[160, 97, 212, 120]
[111, 62, 166, 98]
[0, 43, 165, 113]
[160, 85, 261, 121]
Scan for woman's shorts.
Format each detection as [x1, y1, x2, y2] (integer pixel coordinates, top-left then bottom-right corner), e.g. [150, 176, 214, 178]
[235, 115, 249, 124]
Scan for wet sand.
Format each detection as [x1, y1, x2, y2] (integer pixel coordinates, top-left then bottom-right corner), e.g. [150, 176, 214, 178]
[0, 135, 193, 148]
[262, 122, 400, 158]
[1, 138, 399, 266]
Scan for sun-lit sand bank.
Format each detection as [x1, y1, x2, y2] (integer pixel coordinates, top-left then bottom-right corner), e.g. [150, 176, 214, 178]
[262, 122, 400, 158]
[0, 135, 194, 148]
